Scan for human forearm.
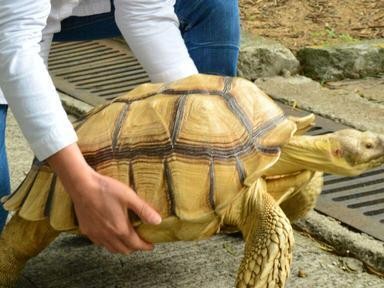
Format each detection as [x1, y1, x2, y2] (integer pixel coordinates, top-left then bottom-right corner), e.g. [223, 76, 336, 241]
[0, 0, 77, 160]
[114, 0, 198, 82]
[46, 143, 94, 200]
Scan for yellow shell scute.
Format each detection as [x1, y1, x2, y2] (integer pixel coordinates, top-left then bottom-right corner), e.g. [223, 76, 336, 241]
[176, 94, 248, 147]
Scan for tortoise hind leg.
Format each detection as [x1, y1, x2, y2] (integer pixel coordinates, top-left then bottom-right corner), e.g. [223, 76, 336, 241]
[0, 213, 59, 287]
[225, 179, 294, 287]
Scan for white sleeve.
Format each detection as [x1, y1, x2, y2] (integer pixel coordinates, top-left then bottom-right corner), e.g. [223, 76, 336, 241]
[0, 0, 78, 161]
[114, 0, 198, 83]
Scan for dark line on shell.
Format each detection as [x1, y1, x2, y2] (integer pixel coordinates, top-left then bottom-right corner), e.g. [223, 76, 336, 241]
[223, 76, 232, 94]
[112, 104, 130, 153]
[82, 135, 281, 167]
[164, 160, 177, 217]
[129, 161, 136, 192]
[209, 158, 216, 210]
[171, 94, 188, 146]
[220, 77, 254, 138]
[235, 156, 246, 185]
[253, 114, 286, 138]
[44, 175, 56, 217]
[74, 103, 110, 131]
[114, 92, 163, 104]
[113, 88, 225, 105]
[162, 89, 224, 96]
[253, 114, 286, 154]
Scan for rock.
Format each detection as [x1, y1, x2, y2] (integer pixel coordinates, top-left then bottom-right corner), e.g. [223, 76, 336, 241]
[325, 77, 384, 103]
[341, 258, 364, 273]
[297, 269, 307, 278]
[237, 33, 300, 80]
[294, 211, 384, 273]
[297, 40, 384, 81]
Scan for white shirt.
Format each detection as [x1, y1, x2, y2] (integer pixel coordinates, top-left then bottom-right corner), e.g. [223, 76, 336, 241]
[0, 0, 197, 160]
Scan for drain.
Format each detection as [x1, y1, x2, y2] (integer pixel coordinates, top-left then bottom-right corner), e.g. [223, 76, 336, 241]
[49, 40, 384, 241]
[48, 40, 150, 106]
[319, 167, 384, 241]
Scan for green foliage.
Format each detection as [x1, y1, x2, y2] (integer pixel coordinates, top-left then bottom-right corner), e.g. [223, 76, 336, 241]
[325, 26, 337, 39]
[309, 24, 357, 46]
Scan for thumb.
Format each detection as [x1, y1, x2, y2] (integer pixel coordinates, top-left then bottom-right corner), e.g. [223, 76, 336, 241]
[126, 190, 162, 225]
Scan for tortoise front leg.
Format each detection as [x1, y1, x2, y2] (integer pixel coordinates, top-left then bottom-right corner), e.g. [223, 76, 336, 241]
[0, 213, 59, 287]
[225, 179, 294, 288]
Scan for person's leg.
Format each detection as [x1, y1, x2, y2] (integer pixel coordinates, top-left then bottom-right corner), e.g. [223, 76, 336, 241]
[174, 0, 240, 76]
[53, 2, 121, 41]
[0, 105, 10, 231]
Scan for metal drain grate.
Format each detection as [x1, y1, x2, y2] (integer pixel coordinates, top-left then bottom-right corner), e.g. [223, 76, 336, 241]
[48, 39, 150, 106]
[319, 167, 384, 241]
[49, 40, 384, 241]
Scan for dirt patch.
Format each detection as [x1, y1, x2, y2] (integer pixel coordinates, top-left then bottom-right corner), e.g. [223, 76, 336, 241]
[240, 0, 384, 52]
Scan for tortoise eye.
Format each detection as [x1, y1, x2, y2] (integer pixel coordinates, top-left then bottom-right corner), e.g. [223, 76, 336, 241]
[365, 143, 373, 149]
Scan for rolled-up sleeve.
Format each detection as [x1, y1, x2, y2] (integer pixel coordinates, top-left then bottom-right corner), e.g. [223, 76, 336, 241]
[114, 0, 198, 83]
[0, 0, 77, 160]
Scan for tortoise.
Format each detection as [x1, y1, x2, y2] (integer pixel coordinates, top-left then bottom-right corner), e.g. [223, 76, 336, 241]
[1, 74, 384, 288]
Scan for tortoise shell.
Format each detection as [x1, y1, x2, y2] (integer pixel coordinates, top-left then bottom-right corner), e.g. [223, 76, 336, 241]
[4, 74, 296, 234]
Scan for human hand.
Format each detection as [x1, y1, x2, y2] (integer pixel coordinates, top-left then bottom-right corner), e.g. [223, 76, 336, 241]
[47, 143, 162, 254]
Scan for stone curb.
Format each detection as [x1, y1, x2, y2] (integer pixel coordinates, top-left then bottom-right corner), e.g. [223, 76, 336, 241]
[295, 211, 384, 273]
[297, 40, 384, 82]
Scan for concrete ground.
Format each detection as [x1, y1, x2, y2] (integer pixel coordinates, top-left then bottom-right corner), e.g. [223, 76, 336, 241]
[5, 76, 384, 287]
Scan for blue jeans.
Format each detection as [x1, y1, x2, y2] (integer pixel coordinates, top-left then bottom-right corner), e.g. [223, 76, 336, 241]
[0, 105, 10, 230]
[54, 0, 240, 76]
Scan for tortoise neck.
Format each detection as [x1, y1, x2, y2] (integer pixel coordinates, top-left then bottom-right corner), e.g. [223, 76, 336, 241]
[267, 135, 362, 176]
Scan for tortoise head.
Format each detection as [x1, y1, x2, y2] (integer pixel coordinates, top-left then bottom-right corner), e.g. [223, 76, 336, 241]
[330, 129, 384, 171]
[266, 128, 384, 177]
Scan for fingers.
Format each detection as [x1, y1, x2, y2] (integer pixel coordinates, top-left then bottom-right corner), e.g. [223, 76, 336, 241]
[82, 220, 153, 254]
[74, 174, 161, 255]
[124, 187, 162, 225]
[105, 175, 162, 225]
[117, 225, 154, 252]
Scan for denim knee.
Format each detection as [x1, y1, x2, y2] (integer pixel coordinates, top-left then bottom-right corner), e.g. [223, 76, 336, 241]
[201, 0, 240, 44]
[175, 0, 240, 76]
[175, 0, 240, 45]
[0, 105, 10, 230]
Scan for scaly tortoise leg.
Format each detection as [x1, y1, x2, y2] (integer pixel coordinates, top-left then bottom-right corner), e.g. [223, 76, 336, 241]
[226, 179, 294, 288]
[0, 213, 59, 287]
